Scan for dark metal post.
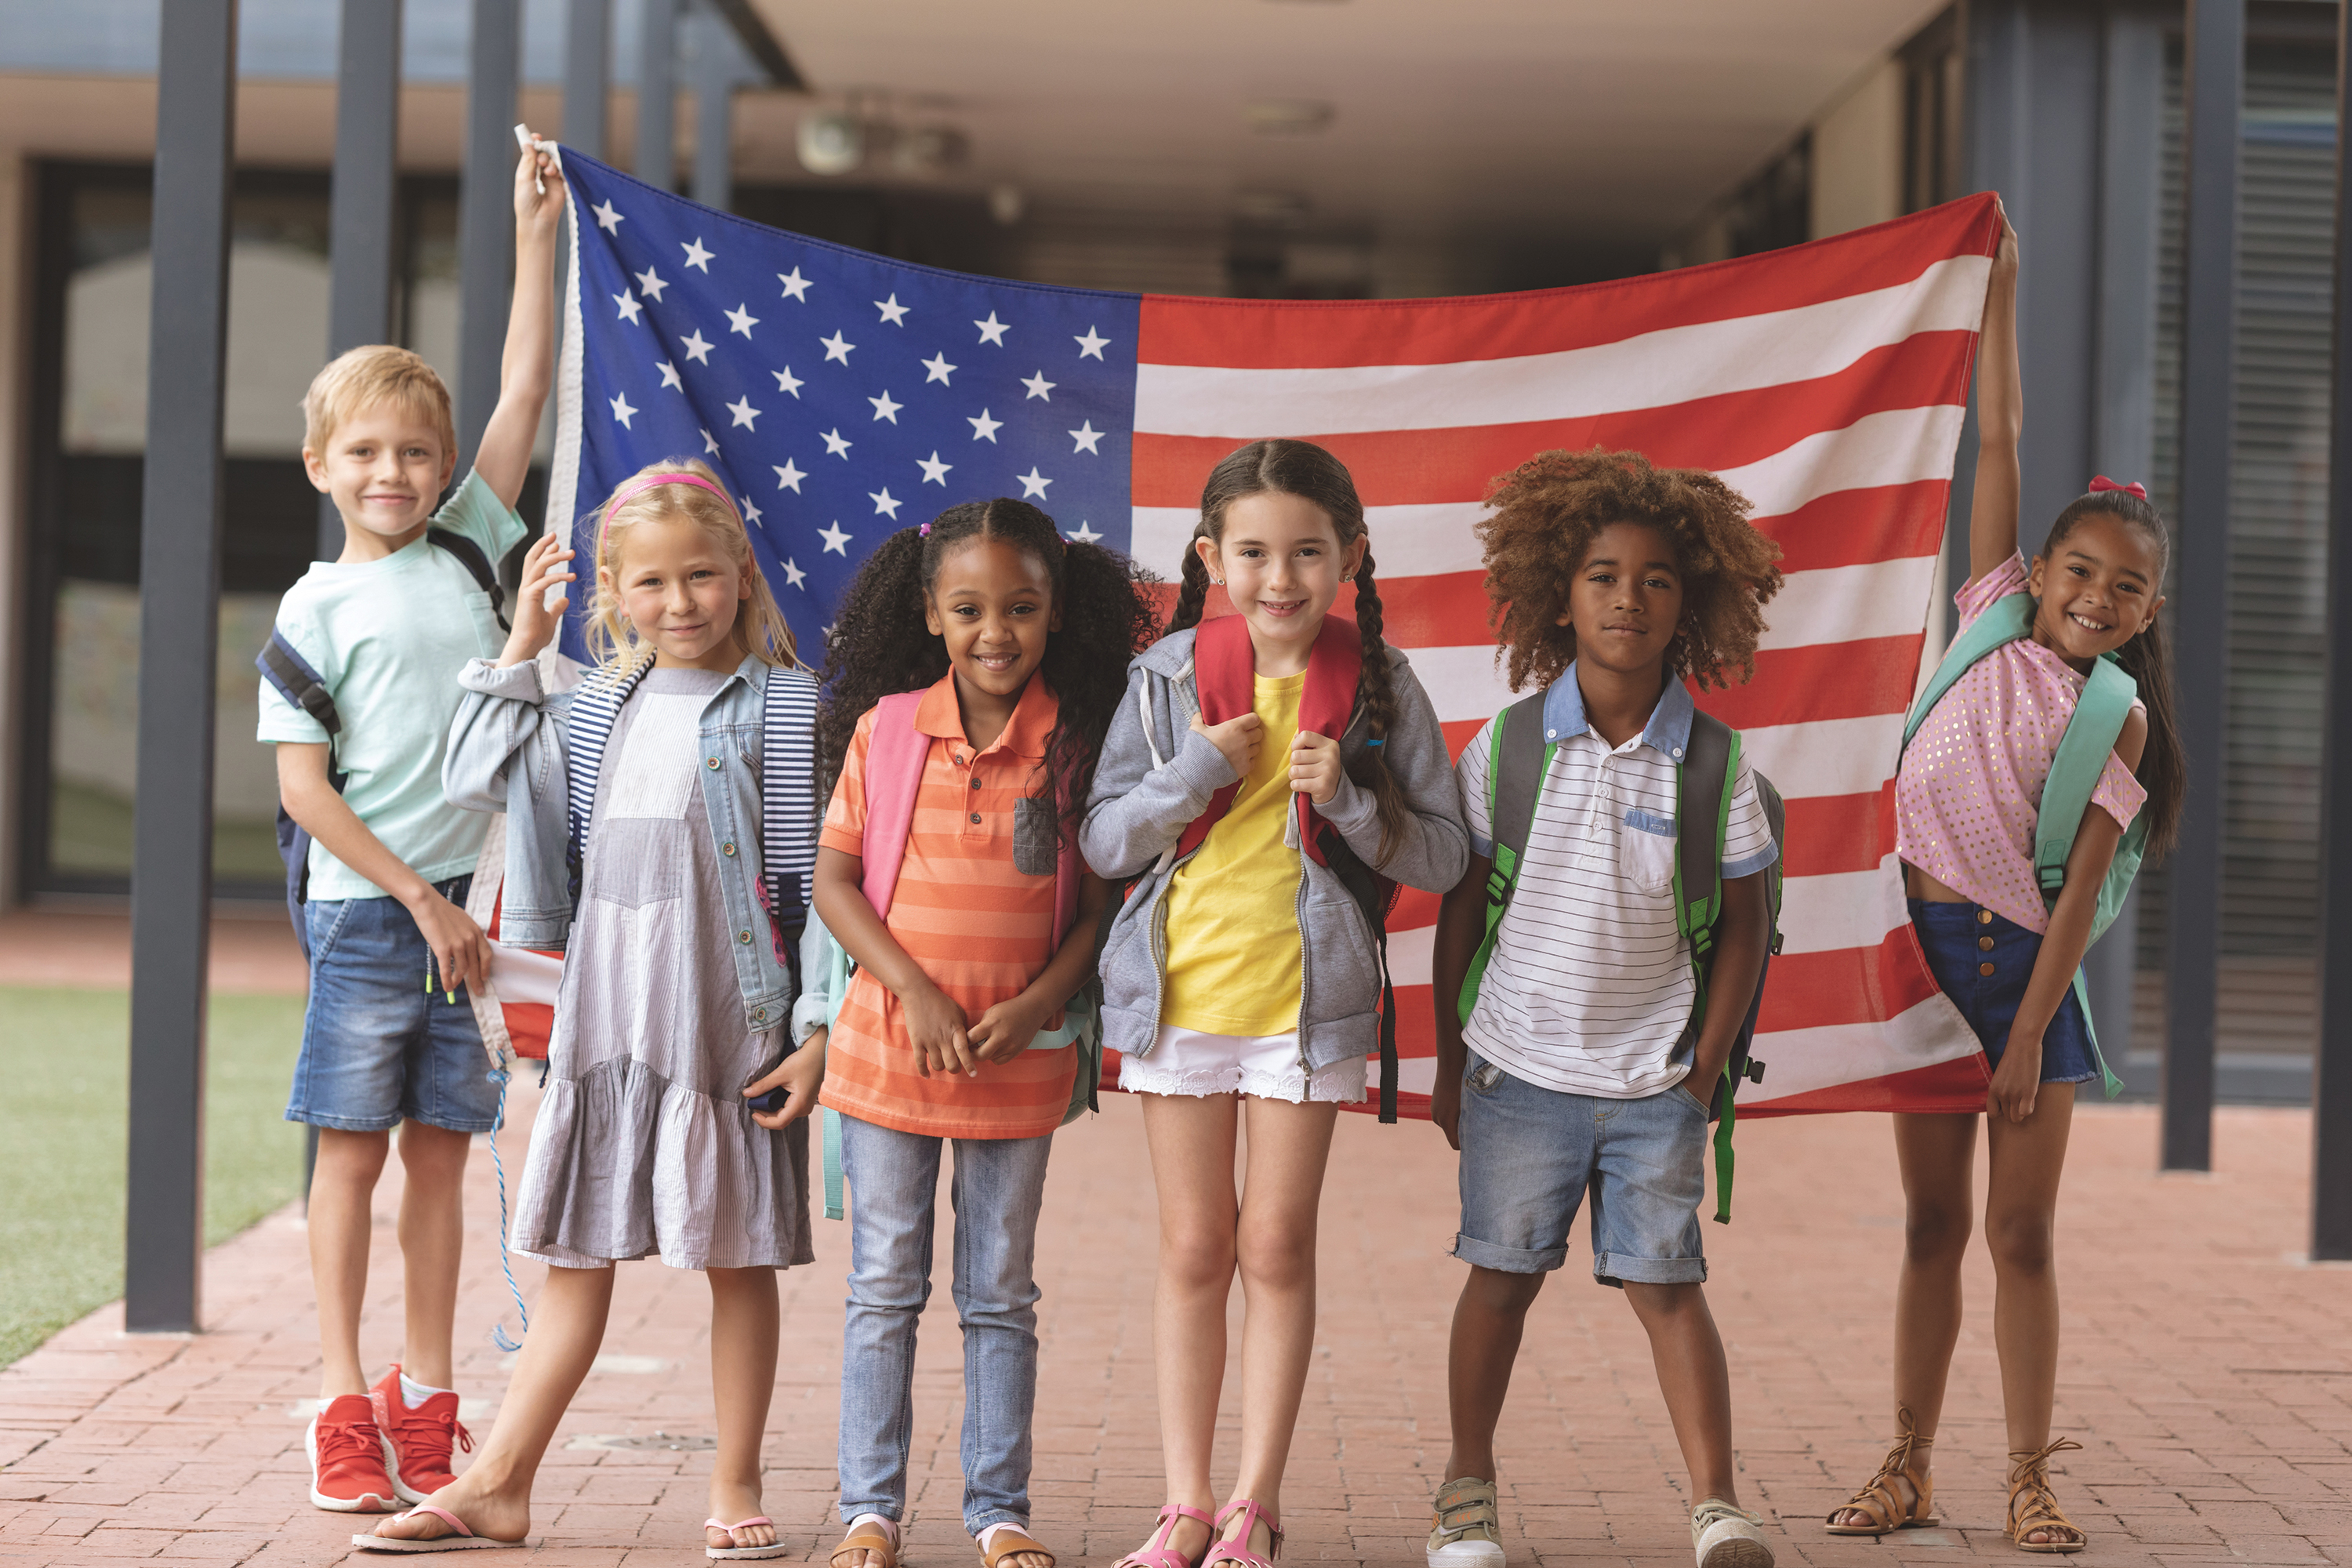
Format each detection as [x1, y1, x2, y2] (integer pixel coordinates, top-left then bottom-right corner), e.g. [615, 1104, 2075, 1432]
[637, 0, 678, 190]
[2164, 0, 2241, 1171]
[318, 3, 405, 554]
[691, 2, 735, 212]
[456, 0, 521, 470]
[125, 0, 238, 1334]
[564, 0, 611, 156]
[2312, 2, 2352, 1261]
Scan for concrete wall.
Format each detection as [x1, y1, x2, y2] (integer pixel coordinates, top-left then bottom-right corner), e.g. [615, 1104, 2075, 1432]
[1809, 56, 1904, 238]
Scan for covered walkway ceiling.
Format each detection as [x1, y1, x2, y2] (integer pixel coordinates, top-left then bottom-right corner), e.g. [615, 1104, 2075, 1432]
[753, 0, 1947, 276]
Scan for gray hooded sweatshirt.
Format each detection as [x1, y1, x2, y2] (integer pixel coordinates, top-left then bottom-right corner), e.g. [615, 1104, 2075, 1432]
[1080, 627, 1470, 1076]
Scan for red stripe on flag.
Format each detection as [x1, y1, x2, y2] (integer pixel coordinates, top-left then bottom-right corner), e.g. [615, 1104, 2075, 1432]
[1740, 1053, 1989, 1117]
[1692, 637, 1923, 729]
[1130, 336, 1974, 504]
[1779, 790, 1895, 878]
[1755, 927, 1940, 1034]
[1137, 195, 2001, 369]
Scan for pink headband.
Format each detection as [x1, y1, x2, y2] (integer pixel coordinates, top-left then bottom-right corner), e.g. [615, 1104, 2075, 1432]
[596, 472, 741, 560]
[2088, 475, 2148, 500]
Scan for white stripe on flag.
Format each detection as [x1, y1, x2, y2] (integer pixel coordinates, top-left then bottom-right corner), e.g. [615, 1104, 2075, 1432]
[1775, 855, 1911, 957]
[1129, 405, 1967, 576]
[1743, 989, 1982, 1105]
[489, 945, 564, 1009]
[1758, 558, 1940, 652]
[1133, 256, 1991, 437]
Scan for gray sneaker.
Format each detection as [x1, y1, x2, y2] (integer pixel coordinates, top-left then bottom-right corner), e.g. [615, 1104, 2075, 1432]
[1426, 1477, 1504, 1568]
[1690, 1499, 1771, 1568]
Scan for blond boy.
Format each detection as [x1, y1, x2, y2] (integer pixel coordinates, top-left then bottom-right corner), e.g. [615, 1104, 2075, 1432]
[259, 136, 561, 1513]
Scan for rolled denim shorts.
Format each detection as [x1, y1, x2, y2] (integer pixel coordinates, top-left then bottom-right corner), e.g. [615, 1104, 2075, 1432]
[285, 875, 502, 1134]
[1452, 1052, 1708, 1287]
[1909, 898, 2100, 1086]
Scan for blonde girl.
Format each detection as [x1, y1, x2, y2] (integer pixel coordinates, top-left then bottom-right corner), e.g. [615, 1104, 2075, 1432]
[363, 460, 822, 1558]
[1082, 439, 1469, 1568]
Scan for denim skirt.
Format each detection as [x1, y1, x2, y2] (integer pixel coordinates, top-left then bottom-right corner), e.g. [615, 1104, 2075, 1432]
[1909, 898, 2100, 1085]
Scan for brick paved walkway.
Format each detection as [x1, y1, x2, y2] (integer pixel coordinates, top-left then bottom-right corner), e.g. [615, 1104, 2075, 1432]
[2, 1090, 2344, 1566]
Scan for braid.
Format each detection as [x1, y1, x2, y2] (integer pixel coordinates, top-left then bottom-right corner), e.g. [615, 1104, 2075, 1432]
[1348, 551, 1412, 865]
[1171, 532, 1213, 633]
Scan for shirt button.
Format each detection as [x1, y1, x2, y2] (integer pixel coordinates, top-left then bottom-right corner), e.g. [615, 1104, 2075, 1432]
[1978, 961, 1996, 976]
[1977, 935, 1994, 951]
[1977, 909, 1994, 925]
[970, 812, 982, 824]
[971, 778, 982, 790]
[738, 930, 753, 944]
[722, 841, 737, 856]
[706, 757, 721, 770]
[751, 1006, 768, 1024]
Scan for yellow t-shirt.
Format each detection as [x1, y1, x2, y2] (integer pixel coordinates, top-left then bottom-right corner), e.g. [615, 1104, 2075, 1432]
[1160, 670, 1306, 1036]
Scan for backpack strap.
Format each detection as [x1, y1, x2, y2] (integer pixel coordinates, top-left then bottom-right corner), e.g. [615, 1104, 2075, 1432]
[429, 527, 511, 630]
[1904, 591, 2036, 746]
[2034, 655, 2137, 904]
[858, 691, 931, 921]
[1674, 711, 1736, 953]
[257, 631, 343, 741]
[1455, 690, 1550, 1027]
[1172, 615, 1362, 866]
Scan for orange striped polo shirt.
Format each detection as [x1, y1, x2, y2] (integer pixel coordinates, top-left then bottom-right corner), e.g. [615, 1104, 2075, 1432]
[817, 672, 1075, 1139]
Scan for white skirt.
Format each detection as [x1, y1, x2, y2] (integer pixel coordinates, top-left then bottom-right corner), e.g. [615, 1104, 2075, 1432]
[1120, 1023, 1367, 1105]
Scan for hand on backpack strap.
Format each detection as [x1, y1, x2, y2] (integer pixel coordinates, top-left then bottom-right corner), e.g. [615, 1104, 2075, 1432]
[1287, 731, 1343, 806]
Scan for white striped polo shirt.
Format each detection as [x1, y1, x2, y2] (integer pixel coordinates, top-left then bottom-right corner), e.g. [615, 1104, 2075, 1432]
[1457, 667, 1777, 1099]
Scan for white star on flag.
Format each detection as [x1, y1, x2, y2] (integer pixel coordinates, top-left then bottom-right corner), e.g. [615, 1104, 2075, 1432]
[1022, 371, 1055, 401]
[728, 395, 761, 429]
[821, 331, 855, 364]
[1074, 325, 1110, 359]
[921, 352, 956, 385]
[782, 557, 807, 589]
[681, 329, 714, 365]
[773, 366, 803, 397]
[726, 303, 760, 339]
[741, 496, 763, 525]
[593, 199, 623, 232]
[974, 311, 1010, 346]
[610, 392, 637, 427]
[1018, 466, 1052, 499]
[702, 427, 721, 456]
[681, 237, 715, 271]
[657, 361, 682, 391]
[774, 459, 807, 492]
[822, 428, 853, 458]
[916, 452, 953, 485]
[779, 267, 812, 302]
[870, 488, 902, 519]
[1069, 420, 1103, 454]
[876, 294, 910, 325]
[968, 408, 1003, 442]
[613, 291, 643, 325]
[1069, 522, 1102, 543]
[819, 521, 853, 555]
[634, 265, 667, 301]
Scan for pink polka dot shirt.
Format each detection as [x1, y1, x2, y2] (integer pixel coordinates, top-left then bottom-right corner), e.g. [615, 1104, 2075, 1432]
[1894, 552, 2147, 934]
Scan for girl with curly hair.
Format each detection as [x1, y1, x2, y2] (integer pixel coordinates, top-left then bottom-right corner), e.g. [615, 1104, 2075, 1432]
[1424, 445, 1784, 1568]
[1083, 439, 1468, 1568]
[808, 499, 1156, 1568]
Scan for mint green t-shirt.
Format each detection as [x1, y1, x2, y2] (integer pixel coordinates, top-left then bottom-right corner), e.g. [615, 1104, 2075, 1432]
[256, 470, 527, 901]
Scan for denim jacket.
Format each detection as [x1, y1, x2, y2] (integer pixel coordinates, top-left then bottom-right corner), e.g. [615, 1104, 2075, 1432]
[442, 653, 818, 1035]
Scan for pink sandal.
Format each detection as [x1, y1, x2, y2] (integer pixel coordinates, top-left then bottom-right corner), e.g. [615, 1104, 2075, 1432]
[1115, 1504, 1218, 1568]
[706, 1515, 788, 1561]
[1202, 1500, 1282, 1568]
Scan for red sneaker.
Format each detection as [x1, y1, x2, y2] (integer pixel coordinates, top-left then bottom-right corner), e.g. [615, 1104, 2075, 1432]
[306, 1393, 399, 1512]
[370, 1363, 474, 1504]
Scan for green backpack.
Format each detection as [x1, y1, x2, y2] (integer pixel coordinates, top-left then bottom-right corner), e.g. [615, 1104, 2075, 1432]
[1902, 592, 2143, 1099]
[1458, 691, 1785, 1222]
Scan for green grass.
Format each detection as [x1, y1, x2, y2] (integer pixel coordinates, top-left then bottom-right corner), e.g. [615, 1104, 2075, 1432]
[0, 986, 309, 1367]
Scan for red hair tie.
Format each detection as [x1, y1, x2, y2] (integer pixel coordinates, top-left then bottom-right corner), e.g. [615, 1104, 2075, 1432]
[2088, 475, 2148, 500]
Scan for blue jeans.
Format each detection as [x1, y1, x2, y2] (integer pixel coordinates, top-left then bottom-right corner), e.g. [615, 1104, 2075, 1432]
[837, 1114, 1054, 1536]
[285, 876, 500, 1134]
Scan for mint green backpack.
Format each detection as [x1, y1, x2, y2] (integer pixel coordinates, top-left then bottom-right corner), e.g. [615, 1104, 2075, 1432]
[1902, 592, 2144, 1098]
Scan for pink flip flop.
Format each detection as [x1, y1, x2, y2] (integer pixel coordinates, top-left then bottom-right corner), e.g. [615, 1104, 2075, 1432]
[1114, 1504, 1218, 1568]
[708, 1515, 789, 1560]
[351, 1504, 529, 1553]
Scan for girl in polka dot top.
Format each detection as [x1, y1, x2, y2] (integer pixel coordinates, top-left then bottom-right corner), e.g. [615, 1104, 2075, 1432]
[1827, 206, 2184, 1555]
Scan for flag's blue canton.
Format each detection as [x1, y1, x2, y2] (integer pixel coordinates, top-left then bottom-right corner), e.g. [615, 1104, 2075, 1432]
[560, 152, 1142, 662]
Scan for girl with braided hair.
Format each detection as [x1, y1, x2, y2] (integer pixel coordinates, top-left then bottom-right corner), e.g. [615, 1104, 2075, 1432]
[1083, 438, 1468, 1568]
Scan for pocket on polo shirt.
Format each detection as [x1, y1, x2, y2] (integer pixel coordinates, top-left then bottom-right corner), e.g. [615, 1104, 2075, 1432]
[1619, 808, 1675, 893]
[1013, 797, 1059, 877]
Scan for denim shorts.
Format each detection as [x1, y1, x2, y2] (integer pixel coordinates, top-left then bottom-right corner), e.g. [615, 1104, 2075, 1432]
[1909, 899, 2100, 1086]
[1452, 1052, 1708, 1287]
[285, 875, 501, 1134]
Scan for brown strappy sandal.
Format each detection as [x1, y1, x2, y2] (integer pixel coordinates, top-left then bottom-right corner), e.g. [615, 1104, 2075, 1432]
[2006, 1438, 2087, 1554]
[1824, 1406, 1939, 1535]
[977, 1526, 1055, 1568]
[833, 1520, 901, 1568]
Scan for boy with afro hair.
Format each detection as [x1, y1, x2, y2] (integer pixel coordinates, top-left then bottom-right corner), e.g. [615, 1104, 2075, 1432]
[1424, 448, 1785, 1568]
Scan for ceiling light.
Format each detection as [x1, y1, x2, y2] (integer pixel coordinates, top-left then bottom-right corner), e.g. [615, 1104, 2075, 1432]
[989, 184, 1026, 226]
[797, 111, 864, 176]
[891, 124, 970, 176]
[1243, 100, 1334, 135]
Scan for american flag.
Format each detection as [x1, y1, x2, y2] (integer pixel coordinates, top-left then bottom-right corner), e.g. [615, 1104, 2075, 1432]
[535, 146, 2004, 1118]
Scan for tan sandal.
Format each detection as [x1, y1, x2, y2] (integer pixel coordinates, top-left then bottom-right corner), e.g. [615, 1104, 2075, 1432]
[1824, 1406, 1939, 1535]
[977, 1526, 1055, 1568]
[2006, 1438, 2087, 1553]
[833, 1520, 901, 1568]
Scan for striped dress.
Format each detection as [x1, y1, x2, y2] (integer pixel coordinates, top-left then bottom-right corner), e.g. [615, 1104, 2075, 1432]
[817, 673, 1076, 1139]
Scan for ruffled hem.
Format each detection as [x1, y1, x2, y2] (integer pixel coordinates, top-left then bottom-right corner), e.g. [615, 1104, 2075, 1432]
[1119, 1058, 1367, 1105]
[510, 1054, 814, 1270]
